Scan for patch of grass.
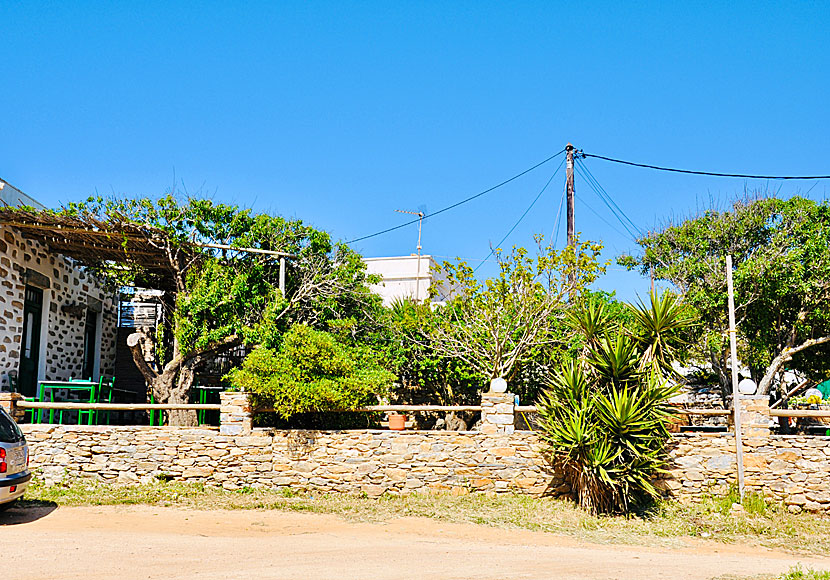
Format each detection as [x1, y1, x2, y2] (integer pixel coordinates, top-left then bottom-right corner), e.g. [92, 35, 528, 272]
[780, 566, 830, 580]
[24, 477, 830, 555]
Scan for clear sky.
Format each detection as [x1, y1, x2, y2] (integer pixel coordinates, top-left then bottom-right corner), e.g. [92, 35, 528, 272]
[2, 1, 828, 300]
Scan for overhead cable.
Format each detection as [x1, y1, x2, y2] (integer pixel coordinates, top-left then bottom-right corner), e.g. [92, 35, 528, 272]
[582, 152, 830, 180]
[575, 159, 641, 239]
[346, 149, 567, 244]
[474, 158, 566, 272]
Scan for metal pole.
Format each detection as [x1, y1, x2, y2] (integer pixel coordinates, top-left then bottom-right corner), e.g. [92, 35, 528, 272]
[279, 257, 286, 297]
[415, 212, 423, 303]
[726, 254, 746, 500]
[566, 143, 575, 247]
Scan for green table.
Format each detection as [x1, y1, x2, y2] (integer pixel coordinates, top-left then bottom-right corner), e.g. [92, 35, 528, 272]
[37, 380, 98, 424]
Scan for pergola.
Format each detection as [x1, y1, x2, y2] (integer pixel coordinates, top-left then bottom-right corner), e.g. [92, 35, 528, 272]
[0, 207, 293, 292]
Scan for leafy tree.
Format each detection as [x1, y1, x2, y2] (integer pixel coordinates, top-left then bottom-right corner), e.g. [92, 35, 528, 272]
[427, 235, 605, 390]
[620, 196, 830, 395]
[537, 291, 688, 514]
[226, 324, 394, 418]
[57, 195, 380, 424]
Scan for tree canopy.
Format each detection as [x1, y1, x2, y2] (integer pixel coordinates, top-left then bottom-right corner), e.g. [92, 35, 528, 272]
[620, 196, 830, 395]
[59, 195, 381, 424]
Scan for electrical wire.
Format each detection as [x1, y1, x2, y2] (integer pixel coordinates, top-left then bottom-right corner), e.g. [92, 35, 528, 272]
[582, 152, 830, 180]
[575, 160, 641, 240]
[576, 158, 642, 237]
[474, 158, 565, 272]
[346, 149, 567, 244]
[548, 179, 567, 248]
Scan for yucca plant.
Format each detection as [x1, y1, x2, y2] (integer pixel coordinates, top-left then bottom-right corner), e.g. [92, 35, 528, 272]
[537, 291, 688, 514]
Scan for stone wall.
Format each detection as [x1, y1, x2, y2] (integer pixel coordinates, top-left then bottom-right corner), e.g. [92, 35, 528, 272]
[0, 224, 117, 388]
[10, 392, 830, 511]
[22, 424, 563, 497]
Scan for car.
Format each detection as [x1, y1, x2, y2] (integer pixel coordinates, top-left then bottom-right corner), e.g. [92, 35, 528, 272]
[0, 406, 30, 510]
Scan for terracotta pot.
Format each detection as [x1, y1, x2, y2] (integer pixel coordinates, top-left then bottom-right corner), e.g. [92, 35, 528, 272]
[388, 413, 407, 431]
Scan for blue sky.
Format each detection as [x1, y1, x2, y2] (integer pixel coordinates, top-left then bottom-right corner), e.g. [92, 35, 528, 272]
[2, 1, 829, 300]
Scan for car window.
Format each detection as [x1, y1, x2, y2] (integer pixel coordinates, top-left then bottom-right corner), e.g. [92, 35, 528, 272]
[0, 408, 23, 443]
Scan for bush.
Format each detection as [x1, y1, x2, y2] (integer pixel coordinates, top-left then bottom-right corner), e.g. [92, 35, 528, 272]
[227, 324, 394, 418]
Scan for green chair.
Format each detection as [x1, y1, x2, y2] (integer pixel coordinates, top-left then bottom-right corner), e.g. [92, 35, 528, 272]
[95, 377, 114, 424]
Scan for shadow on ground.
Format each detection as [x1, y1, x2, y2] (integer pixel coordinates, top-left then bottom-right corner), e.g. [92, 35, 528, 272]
[0, 501, 58, 525]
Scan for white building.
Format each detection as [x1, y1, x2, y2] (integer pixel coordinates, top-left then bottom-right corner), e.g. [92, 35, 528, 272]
[0, 179, 118, 395]
[363, 255, 450, 307]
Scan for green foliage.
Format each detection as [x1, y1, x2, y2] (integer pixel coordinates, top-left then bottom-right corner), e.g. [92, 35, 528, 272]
[537, 290, 688, 514]
[429, 235, 606, 386]
[621, 196, 830, 393]
[227, 325, 394, 418]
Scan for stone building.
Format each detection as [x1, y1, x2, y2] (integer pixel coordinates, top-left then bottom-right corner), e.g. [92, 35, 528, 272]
[0, 179, 118, 395]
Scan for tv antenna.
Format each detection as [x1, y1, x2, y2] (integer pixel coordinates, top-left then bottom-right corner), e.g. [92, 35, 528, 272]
[395, 208, 426, 302]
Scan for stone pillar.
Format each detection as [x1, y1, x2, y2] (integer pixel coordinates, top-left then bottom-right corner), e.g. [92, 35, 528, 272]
[0, 392, 24, 423]
[220, 391, 253, 435]
[480, 392, 515, 435]
[732, 394, 770, 439]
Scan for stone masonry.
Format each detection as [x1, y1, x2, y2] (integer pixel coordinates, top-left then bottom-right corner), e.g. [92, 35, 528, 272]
[11, 391, 830, 510]
[0, 224, 117, 388]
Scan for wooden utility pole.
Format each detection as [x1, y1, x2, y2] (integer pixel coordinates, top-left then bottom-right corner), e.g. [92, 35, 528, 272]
[566, 143, 575, 247]
[726, 255, 746, 500]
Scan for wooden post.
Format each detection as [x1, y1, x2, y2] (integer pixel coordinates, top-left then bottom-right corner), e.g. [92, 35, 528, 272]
[565, 143, 575, 248]
[279, 257, 286, 296]
[726, 255, 746, 500]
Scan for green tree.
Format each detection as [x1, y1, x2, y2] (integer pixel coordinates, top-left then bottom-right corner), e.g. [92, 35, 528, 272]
[58, 195, 380, 424]
[427, 235, 605, 391]
[226, 324, 394, 418]
[620, 196, 830, 395]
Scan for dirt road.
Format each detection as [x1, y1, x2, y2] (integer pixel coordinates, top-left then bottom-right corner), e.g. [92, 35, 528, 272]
[1, 504, 826, 579]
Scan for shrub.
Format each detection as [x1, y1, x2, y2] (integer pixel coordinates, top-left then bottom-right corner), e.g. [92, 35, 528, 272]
[227, 324, 394, 418]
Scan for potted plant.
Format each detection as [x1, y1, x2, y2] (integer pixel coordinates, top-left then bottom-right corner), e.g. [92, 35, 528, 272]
[387, 412, 407, 430]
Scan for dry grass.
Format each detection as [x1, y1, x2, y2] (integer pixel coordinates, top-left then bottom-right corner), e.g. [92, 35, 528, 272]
[25, 478, 830, 556]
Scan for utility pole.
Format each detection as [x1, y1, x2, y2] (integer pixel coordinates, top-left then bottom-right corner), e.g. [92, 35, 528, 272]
[396, 209, 425, 302]
[566, 143, 575, 248]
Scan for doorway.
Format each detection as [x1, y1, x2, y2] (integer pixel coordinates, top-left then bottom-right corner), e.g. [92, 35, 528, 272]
[18, 285, 43, 397]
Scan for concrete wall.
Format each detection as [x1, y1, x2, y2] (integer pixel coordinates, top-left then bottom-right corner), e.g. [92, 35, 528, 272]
[0, 224, 117, 389]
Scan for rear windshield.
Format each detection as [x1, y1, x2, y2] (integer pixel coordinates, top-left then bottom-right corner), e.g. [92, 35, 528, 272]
[0, 408, 23, 443]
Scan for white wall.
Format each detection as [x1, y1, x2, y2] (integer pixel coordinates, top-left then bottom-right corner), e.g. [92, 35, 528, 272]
[364, 255, 449, 307]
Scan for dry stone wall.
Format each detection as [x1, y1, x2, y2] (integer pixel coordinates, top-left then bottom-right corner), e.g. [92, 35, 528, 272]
[10, 392, 830, 511]
[22, 424, 564, 497]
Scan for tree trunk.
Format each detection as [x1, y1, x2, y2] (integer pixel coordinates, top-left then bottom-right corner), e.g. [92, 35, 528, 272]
[758, 335, 830, 394]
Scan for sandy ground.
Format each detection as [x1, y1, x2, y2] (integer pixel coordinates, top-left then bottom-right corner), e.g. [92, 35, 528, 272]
[1, 505, 828, 580]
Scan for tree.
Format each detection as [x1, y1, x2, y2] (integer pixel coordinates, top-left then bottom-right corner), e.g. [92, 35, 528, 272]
[427, 235, 605, 390]
[60, 195, 380, 424]
[620, 196, 830, 396]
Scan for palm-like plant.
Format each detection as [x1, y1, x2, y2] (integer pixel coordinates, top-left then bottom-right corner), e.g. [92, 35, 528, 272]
[628, 291, 695, 376]
[537, 291, 689, 514]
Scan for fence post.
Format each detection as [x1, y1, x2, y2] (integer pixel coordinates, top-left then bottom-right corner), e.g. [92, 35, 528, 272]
[0, 392, 24, 423]
[480, 392, 515, 435]
[220, 391, 253, 435]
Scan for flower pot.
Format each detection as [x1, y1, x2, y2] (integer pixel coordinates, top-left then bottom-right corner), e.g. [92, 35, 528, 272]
[388, 413, 407, 431]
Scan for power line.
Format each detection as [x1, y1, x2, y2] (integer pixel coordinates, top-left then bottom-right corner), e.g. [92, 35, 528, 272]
[346, 149, 567, 244]
[474, 159, 565, 272]
[575, 160, 641, 240]
[582, 151, 830, 180]
[549, 177, 567, 248]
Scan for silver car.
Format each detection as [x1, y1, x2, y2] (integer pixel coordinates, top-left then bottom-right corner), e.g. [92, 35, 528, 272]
[0, 406, 30, 510]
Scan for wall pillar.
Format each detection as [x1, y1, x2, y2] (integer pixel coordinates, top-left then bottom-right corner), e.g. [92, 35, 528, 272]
[219, 391, 253, 435]
[0, 392, 24, 423]
[732, 394, 770, 439]
[480, 392, 515, 435]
